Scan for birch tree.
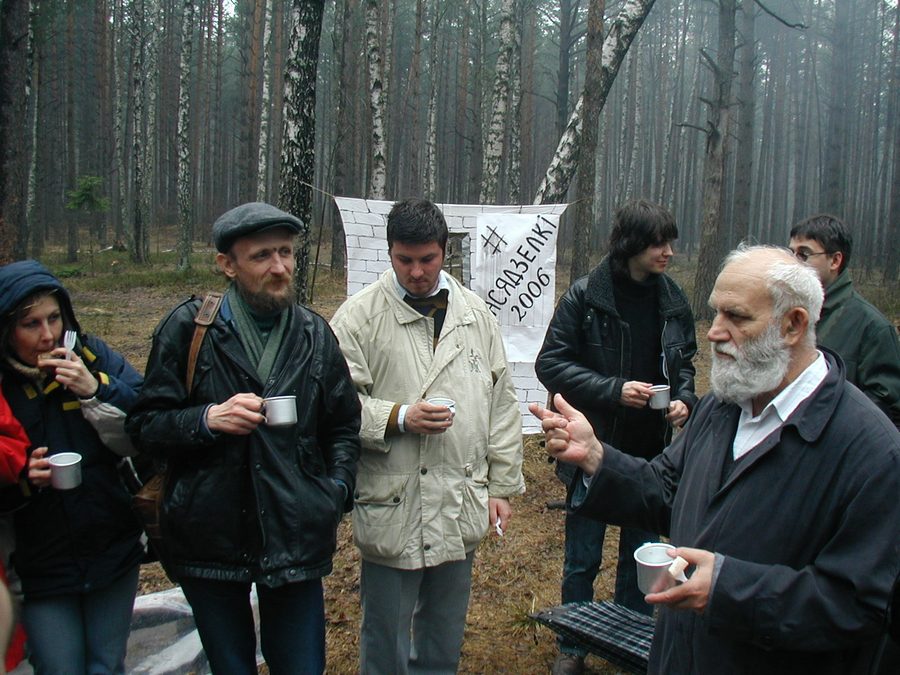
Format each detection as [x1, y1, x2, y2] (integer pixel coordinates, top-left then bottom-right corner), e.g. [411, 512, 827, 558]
[129, 0, 150, 263]
[176, 0, 195, 271]
[257, 0, 273, 202]
[534, 0, 658, 205]
[479, 0, 515, 204]
[280, 0, 323, 302]
[366, 0, 387, 199]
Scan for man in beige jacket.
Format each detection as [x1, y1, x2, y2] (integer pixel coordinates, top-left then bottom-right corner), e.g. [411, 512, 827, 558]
[331, 198, 525, 675]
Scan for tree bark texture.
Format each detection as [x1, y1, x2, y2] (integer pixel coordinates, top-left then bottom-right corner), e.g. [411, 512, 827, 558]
[365, 0, 387, 200]
[691, 0, 737, 319]
[279, 0, 322, 303]
[479, 0, 515, 205]
[176, 0, 195, 271]
[534, 0, 658, 205]
[0, 0, 30, 263]
[570, 0, 605, 281]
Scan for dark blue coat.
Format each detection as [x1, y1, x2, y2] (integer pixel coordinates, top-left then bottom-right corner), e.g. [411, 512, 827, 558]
[0, 260, 144, 599]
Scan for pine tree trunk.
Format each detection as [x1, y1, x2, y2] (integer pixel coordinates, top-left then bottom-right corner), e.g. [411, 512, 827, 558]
[176, 0, 195, 271]
[821, 0, 849, 216]
[731, 0, 756, 246]
[883, 0, 900, 284]
[0, 0, 30, 263]
[332, 0, 355, 271]
[129, 0, 148, 263]
[691, 0, 737, 319]
[570, 0, 605, 281]
[279, 0, 322, 303]
[507, 1, 523, 204]
[66, 0, 78, 263]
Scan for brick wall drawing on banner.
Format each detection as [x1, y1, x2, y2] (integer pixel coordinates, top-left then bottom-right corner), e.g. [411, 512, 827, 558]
[334, 197, 569, 433]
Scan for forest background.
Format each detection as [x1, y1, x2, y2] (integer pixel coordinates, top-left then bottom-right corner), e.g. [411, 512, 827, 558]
[0, 0, 898, 672]
[0, 0, 898, 313]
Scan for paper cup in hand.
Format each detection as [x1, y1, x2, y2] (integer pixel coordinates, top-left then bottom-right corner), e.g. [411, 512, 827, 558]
[426, 397, 456, 415]
[648, 385, 671, 410]
[634, 542, 677, 594]
[49, 452, 82, 490]
[263, 396, 297, 427]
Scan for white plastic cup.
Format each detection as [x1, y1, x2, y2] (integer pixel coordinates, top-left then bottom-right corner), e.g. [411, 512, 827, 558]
[263, 395, 297, 427]
[634, 542, 676, 594]
[648, 385, 671, 410]
[426, 397, 456, 415]
[49, 452, 83, 490]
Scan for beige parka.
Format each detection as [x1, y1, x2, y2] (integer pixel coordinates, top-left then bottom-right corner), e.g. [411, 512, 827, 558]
[330, 270, 525, 569]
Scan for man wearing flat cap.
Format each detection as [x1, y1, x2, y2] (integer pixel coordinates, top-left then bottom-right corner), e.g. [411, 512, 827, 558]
[127, 202, 361, 674]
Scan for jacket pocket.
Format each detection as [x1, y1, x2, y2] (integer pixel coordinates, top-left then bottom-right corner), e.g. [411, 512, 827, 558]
[458, 471, 489, 548]
[352, 473, 411, 560]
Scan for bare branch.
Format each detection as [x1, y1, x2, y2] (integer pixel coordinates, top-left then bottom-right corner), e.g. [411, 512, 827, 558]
[754, 0, 807, 29]
[678, 122, 710, 135]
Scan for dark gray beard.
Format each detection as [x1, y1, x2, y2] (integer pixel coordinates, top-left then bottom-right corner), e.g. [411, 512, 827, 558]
[235, 280, 294, 315]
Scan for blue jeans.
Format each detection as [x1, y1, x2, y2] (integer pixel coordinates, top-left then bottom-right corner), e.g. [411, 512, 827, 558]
[179, 577, 325, 675]
[22, 564, 139, 675]
[559, 510, 656, 656]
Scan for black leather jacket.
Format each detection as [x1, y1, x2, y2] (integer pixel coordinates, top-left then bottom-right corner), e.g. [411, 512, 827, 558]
[126, 296, 361, 586]
[536, 257, 697, 456]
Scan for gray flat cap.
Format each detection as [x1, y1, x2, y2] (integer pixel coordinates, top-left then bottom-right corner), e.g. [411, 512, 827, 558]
[212, 202, 304, 252]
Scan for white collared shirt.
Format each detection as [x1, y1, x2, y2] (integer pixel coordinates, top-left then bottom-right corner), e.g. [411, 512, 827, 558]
[731, 351, 828, 460]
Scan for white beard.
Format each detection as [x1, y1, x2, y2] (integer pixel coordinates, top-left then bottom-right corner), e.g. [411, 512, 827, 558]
[710, 322, 790, 405]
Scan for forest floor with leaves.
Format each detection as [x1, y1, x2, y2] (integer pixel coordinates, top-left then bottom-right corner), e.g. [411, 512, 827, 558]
[58, 242, 894, 674]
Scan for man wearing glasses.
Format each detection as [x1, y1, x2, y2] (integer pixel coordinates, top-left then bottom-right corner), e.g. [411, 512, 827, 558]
[789, 213, 900, 428]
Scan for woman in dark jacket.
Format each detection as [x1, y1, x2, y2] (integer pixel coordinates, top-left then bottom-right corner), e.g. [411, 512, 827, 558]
[0, 260, 144, 675]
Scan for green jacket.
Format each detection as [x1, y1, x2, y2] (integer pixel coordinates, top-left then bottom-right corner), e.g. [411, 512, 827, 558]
[817, 270, 900, 427]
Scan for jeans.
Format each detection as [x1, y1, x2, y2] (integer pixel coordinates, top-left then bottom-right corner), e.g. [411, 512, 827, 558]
[22, 564, 139, 675]
[559, 510, 657, 656]
[179, 577, 325, 675]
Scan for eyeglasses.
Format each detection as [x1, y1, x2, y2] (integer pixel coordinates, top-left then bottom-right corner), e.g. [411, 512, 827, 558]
[791, 249, 830, 263]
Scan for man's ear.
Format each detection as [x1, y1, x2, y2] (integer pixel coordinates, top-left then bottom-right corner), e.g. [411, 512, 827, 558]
[781, 307, 809, 345]
[829, 250, 843, 275]
[216, 252, 237, 279]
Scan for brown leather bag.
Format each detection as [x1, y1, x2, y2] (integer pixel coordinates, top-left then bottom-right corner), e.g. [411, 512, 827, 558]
[132, 292, 223, 579]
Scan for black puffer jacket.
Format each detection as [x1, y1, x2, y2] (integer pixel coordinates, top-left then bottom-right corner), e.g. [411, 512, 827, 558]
[536, 257, 697, 454]
[126, 295, 361, 586]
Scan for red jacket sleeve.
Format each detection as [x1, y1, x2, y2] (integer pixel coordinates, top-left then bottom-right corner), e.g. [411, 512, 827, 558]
[0, 392, 28, 484]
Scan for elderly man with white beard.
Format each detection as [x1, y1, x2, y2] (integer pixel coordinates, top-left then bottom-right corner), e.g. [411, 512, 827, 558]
[530, 244, 900, 675]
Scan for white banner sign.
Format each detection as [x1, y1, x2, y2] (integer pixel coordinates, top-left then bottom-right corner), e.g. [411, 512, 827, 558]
[472, 213, 560, 363]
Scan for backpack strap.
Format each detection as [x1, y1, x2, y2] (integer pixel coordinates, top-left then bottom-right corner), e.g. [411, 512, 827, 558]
[185, 292, 224, 396]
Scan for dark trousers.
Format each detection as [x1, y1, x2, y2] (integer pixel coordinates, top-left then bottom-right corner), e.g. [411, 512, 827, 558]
[180, 577, 325, 675]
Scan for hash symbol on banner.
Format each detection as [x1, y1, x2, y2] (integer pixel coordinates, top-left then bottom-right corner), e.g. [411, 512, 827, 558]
[481, 226, 507, 256]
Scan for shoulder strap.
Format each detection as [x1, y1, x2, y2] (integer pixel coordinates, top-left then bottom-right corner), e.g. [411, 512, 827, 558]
[185, 292, 224, 396]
